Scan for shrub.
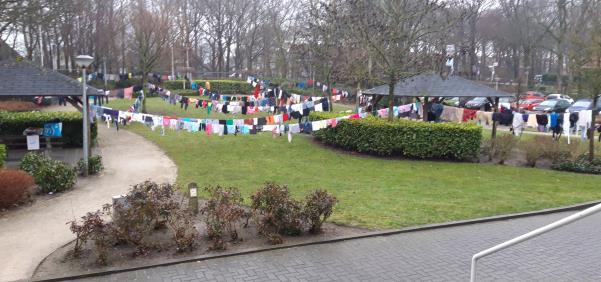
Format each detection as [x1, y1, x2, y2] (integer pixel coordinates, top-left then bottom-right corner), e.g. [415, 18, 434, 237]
[109, 181, 200, 255]
[20, 152, 77, 193]
[519, 136, 547, 167]
[163, 80, 252, 94]
[201, 186, 248, 250]
[77, 155, 103, 175]
[170, 89, 200, 96]
[165, 207, 200, 253]
[110, 181, 176, 255]
[114, 79, 142, 89]
[68, 206, 115, 265]
[0, 144, 5, 167]
[0, 169, 34, 209]
[35, 159, 77, 193]
[553, 154, 601, 174]
[308, 111, 350, 121]
[303, 190, 337, 234]
[314, 117, 482, 161]
[69, 181, 199, 264]
[251, 182, 303, 244]
[20, 152, 47, 174]
[0, 111, 97, 147]
[483, 134, 518, 164]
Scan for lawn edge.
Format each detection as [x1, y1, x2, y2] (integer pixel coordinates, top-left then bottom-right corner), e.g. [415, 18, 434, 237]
[32, 199, 601, 282]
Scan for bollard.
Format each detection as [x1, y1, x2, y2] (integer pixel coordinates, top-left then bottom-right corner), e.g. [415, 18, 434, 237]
[188, 182, 199, 215]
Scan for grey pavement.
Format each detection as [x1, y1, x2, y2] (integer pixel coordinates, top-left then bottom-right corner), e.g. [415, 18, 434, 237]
[77, 209, 601, 282]
[0, 126, 177, 282]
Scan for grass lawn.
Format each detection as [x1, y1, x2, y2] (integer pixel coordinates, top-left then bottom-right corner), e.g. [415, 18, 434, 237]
[123, 121, 601, 230]
[106, 97, 356, 120]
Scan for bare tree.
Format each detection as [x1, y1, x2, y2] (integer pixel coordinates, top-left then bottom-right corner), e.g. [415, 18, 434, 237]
[131, 0, 173, 112]
[347, 0, 454, 120]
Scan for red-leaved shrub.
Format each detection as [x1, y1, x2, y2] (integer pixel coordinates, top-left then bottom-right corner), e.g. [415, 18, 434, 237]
[0, 169, 34, 209]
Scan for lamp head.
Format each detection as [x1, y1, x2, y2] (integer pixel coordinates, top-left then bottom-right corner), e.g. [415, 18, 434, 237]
[75, 55, 94, 68]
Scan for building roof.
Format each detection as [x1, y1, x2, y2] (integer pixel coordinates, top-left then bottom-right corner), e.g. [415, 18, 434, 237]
[0, 40, 101, 97]
[363, 73, 513, 98]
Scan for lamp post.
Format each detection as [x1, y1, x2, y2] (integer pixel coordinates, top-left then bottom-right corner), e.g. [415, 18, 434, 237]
[75, 55, 94, 177]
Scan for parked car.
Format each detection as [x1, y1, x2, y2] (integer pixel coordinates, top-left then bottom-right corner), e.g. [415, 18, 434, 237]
[546, 93, 574, 104]
[442, 97, 459, 107]
[567, 98, 601, 113]
[520, 91, 545, 99]
[499, 97, 517, 110]
[532, 99, 571, 112]
[518, 98, 544, 111]
[464, 97, 491, 110]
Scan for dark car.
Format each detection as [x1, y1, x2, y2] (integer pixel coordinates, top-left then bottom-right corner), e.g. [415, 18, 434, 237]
[464, 97, 491, 110]
[532, 99, 571, 113]
[567, 98, 601, 113]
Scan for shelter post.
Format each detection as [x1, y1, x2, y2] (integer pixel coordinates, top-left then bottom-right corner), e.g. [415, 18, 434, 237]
[422, 97, 429, 122]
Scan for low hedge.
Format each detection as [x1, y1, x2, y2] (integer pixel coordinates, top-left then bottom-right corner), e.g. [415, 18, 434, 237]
[170, 89, 200, 96]
[314, 117, 482, 161]
[0, 111, 97, 148]
[308, 111, 352, 121]
[553, 155, 601, 174]
[163, 80, 252, 94]
[0, 144, 5, 167]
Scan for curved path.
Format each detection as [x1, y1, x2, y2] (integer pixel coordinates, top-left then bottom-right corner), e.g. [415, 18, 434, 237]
[79, 209, 601, 281]
[0, 126, 177, 282]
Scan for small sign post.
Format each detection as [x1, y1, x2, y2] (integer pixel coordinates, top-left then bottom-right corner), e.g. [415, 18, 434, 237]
[188, 182, 199, 215]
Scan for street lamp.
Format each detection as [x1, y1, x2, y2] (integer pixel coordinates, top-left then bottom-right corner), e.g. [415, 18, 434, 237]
[75, 55, 93, 177]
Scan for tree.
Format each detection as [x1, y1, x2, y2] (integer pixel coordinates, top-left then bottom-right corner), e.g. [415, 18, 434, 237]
[347, 0, 454, 121]
[582, 68, 601, 161]
[131, 0, 173, 113]
[303, 0, 347, 111]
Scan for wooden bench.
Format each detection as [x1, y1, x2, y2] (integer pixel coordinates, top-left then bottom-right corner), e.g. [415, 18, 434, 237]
[0, 135, 65, 150]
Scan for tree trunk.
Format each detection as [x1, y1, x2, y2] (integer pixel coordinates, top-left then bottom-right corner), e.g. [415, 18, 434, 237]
[387, 72, 395, 121]
[141, 71, 147, 113]
[589, 95, 598, 161]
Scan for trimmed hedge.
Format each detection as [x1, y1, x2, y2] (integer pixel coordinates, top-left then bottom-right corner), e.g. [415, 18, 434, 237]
[163, 80, 252, 94]
[314, 117, 482, 161]
[170, 89, 200, 96]
[308, 111, 353, 121]
[0, 144, 5, 167]
[0, 111, 97, 147]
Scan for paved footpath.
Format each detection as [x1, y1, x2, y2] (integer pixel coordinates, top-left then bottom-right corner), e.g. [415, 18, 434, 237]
[0, 126, 177, 282]
[79, 209, 601, 282]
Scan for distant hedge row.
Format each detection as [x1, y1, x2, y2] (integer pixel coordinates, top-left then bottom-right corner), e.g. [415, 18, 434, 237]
[0, 111, 97, 147]
[163, 80, 252, 94]
[308, 111, 352, 121]
[314, 117, 482, 161]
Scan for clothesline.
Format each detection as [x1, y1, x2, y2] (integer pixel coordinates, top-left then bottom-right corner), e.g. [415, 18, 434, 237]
[90, 104, 368, 140]
[246, 76, 349, 102]
[424, 104, 593, 142]
[157, 88, 331, 116]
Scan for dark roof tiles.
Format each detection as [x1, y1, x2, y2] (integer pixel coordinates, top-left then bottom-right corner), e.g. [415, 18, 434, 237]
[363, 73, 513, 98]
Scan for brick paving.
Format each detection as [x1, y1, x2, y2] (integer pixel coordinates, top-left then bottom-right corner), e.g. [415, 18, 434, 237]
[77, 210, 601, 282]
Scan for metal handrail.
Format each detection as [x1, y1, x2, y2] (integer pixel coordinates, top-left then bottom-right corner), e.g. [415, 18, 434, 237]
[470, 203, 601, 282]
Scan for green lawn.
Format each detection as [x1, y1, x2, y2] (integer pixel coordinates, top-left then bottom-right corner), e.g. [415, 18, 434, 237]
[124, 122, 601, 230]
[106, 97, 356, 120]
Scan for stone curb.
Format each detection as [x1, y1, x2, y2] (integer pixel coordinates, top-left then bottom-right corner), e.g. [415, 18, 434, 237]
[33, 199, 601, 282]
